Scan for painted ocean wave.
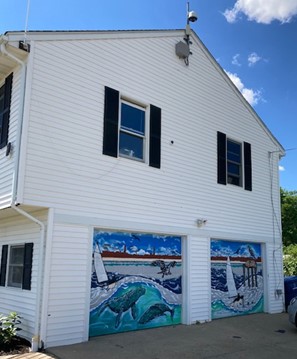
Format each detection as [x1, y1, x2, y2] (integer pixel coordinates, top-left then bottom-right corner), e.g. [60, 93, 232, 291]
[91, 270, 182, 294]
[211, 266, 263, 292]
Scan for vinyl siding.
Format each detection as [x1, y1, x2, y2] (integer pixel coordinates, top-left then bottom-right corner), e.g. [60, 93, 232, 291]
[187, 236, 210, 323]
[0, 211, 45, 340]
[21, 34, 282, 241]
[44, 223, 90, 348]
[265, 243, 284, 313]
[0, 67, 21, 209]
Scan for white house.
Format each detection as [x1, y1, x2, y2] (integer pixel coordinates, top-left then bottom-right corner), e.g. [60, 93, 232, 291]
[0, 29, 285, 349]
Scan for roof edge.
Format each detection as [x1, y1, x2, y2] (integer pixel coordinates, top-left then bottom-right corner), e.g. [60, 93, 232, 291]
[190, 30, 285, 156]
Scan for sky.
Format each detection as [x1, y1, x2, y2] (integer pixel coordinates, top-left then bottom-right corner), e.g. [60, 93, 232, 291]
[1, 0, 296, 190]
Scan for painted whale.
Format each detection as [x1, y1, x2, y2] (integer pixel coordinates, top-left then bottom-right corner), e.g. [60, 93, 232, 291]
[138, 303, 174, 324]
[98, 286, 145, 328]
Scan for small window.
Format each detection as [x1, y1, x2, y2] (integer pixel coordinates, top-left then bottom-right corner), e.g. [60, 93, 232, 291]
[119, 101, 146, 161]
[217, 131, 252, 191]
[7, 245, 24, 288]
[0, 73, 13, 149]
[227, 139, 242, 186]
[103, 86, 161, 168]
[0, 243, 33, 290]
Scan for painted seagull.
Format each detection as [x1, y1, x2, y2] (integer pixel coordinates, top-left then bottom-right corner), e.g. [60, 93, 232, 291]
[151, 260, 177, 278]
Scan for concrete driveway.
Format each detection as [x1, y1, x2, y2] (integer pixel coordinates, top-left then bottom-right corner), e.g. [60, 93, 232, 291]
[47, 313, 297, 359]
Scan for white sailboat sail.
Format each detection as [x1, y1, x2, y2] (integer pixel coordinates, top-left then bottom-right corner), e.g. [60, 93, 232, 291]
[94, 244, 108, 283]
[226, 256, 237, 298]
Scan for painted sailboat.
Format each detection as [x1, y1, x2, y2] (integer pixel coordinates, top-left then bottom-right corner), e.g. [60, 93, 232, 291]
[94, 244, 108, 283]
[226, 256, 237, 298]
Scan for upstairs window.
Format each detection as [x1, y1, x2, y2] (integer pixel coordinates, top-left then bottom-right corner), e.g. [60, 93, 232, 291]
[217, 131, 252, 191]
[0, 73, 13, 149]
[119, 101, 145, 161]
[103, 86, 161, 168]
[0, 243, 33, 290]
[227, 139, 242, 186]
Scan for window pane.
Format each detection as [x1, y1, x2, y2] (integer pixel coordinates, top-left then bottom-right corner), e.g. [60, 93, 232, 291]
[7, 246, 24, 288]
[10, 246, 24, 265]
[227, 141, 241, 164]
[0, 85, 4, 132]
[121, 103, 145, 135]
[7, 266, 23, 288]
[228, 175, 240, 186]
[0, 85, 4, 113]
[228, 162, 240, 176]
[119, 132, 143, 160]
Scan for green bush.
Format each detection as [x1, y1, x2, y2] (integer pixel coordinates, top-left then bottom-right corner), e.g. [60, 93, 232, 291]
[0, 311, 22, 347]
[283, 244, 297, 276]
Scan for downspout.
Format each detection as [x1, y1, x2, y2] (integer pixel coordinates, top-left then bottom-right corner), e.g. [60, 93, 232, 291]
[10, 205, 45, 351]
[0, 36, 45, 351]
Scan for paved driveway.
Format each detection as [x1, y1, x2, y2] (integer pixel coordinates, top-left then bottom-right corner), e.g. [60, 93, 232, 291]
[48, 313, 296, 359]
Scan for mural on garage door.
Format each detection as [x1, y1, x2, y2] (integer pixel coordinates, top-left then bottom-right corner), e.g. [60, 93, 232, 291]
[89, 230, 182, 336]
[211, 239, 263, 319]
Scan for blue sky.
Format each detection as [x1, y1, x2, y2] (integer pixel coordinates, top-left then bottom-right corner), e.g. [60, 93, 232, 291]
[1, 0, 296, 190]
[93, 231, 181, 256]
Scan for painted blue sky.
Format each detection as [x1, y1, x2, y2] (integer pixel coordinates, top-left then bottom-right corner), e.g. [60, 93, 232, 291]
[211, 240, 261, 258]
[94, 231, 181, 256]
[1, 0, 296, 190]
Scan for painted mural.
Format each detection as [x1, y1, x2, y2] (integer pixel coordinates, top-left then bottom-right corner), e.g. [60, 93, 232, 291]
[89, 231, 182, 336]
[211, 239, 263, 319]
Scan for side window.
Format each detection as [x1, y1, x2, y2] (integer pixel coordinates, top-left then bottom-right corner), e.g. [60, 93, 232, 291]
[0, 73, 13, 149]
[0, 243, 33, 290]
[227, 139, 242, 186]
[7, 245, 24, 288]
[119, 101, 146, 161]
[102, 86, 161, 168]
[217, 131, 252, 191]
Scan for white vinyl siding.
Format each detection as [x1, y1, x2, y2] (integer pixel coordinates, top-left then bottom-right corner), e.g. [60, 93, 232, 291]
[0, 212, 42, 340]
[44, 223, 91, 348]
[187, 236, 210, 323]
[265, 243, 284, 313]
[0, 67, 21, 209]
[21, 35, 281, 242]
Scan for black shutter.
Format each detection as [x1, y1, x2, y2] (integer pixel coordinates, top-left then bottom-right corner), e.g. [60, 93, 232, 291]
[244, 142, 252, 191]
[0, 73, 13, 149]
[102, 86, 119, 157]
[217, 131, 227, 185]
[149, 105, 161, 168]
[0, 245, 8, 286]
[22, 243, 33, 290]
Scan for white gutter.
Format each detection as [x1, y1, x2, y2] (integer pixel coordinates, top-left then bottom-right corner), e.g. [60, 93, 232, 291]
[0, 36, 45, 351]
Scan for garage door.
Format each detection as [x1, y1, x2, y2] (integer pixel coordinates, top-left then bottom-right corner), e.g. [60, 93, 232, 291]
[211, 239, 263, 319]
[90, 230, 182, 336]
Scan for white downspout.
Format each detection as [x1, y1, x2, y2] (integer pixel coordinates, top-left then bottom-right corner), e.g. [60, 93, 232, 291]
[0, 36, 45, 351]
[10, 204, 45, 350]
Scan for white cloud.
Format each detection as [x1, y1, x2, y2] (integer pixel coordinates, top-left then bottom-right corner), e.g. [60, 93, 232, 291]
[225, 71, 262, 106]
[223, 0, 297, 24]
[232, 53, 241, 66]
[279, 165, 285, 171]
[248, 52, 262, 66]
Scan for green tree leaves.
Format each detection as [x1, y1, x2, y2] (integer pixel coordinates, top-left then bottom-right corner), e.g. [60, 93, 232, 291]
[281, 188, 297, 247]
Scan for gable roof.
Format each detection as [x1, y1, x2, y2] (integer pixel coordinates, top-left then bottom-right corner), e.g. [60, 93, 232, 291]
[2, 29, 285, 156]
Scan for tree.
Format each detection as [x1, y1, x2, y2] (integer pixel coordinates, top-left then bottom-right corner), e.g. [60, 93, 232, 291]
[283, 245, 297, 276]
[281, 188, 297, 246]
